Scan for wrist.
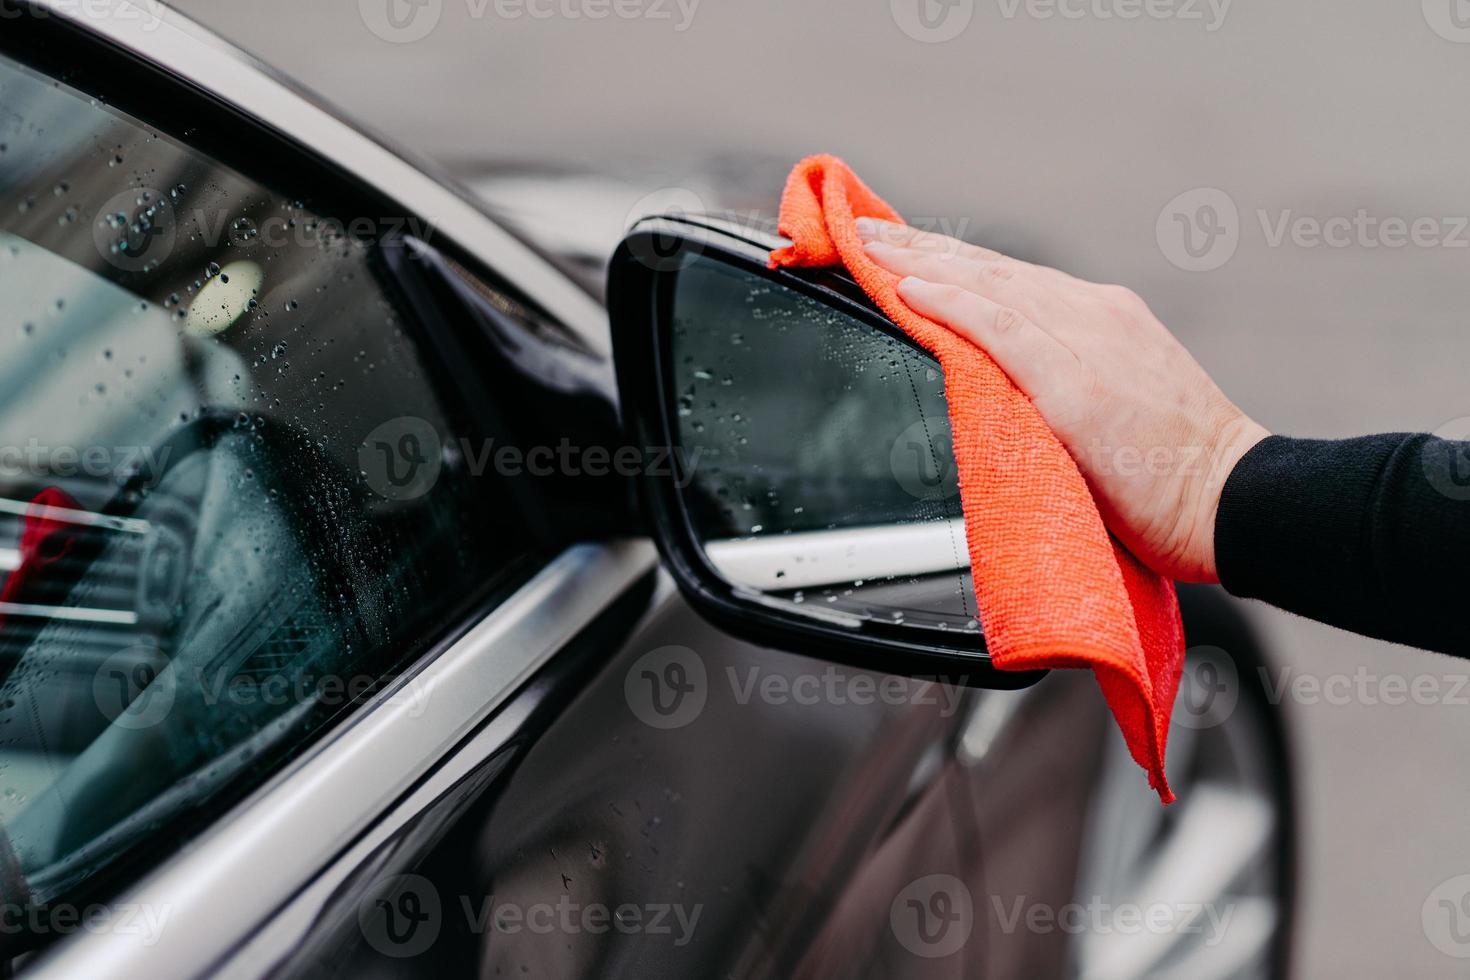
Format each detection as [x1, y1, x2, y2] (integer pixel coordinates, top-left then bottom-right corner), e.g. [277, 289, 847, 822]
[1194, 415, 1270, 582]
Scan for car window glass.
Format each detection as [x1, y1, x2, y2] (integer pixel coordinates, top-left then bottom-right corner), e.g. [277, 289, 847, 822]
[0, 48, 534, 938]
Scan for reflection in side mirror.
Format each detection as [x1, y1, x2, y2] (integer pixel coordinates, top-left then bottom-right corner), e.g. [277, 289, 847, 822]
[611, 219, 1039, 686]
[668, 253, 980, 635]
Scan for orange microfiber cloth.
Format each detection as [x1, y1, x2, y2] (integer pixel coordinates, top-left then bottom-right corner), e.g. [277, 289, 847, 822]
[771, 155, 1186, 802]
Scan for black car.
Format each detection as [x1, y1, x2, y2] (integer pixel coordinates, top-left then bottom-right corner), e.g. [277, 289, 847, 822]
[0, 2, 1292, 977]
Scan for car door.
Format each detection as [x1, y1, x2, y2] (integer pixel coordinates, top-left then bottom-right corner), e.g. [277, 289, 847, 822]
[0, 3, 652, 973]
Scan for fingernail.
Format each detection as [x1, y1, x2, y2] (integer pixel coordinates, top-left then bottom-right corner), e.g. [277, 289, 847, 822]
[897, 275, 927, 292]
[862, 239, 891, 253]
[854, 217, 878, 241]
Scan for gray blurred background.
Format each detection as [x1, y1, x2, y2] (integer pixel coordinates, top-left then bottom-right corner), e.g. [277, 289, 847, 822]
[166, 1, 1470, 974]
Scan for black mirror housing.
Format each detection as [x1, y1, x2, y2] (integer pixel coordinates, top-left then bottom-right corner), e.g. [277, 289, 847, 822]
[608, 216, 1044, 689]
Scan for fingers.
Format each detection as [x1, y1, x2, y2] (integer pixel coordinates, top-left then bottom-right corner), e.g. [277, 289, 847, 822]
[862, 240, 1077, 328]
[855, 217, 1080, 288]
[895, 276, 1082, 403]
[854, 216, 999, 261]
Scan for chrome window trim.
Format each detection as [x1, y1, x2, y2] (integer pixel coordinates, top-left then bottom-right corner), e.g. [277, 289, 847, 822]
[25, 540, 657, 979]
[21, 0, 611, 360]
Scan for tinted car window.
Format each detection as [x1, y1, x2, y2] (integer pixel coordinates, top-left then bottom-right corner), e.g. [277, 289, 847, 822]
[0, 49, 533, 939]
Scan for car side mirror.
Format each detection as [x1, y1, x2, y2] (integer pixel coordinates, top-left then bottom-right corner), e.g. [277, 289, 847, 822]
[608, 217, 1042, 688]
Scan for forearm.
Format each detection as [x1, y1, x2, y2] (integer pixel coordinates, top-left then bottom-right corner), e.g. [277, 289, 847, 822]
[1215, 433, 1470, 654]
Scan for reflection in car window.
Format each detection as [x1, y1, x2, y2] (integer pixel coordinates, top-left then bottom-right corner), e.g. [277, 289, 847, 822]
[0, 51, 530, 939]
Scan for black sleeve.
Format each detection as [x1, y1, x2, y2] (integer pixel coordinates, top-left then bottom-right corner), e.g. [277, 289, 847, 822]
[1214, 433, 1470, 655]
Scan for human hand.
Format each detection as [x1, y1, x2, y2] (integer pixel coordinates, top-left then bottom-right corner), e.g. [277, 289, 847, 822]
[856, 217, 1268, 583]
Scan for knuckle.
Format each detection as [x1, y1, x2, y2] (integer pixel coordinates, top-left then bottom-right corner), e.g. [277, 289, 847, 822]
[980, 261, 1016, 286]
[993, 306, 1027, 334]
[1100, 284, 1142, 311]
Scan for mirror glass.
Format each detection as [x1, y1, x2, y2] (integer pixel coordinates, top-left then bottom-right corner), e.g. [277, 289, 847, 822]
[665, 254, 981, 638]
